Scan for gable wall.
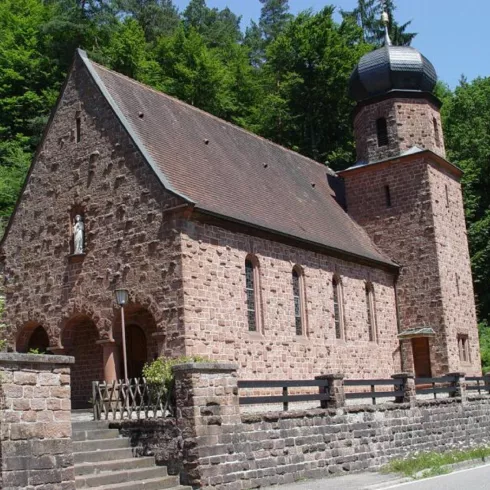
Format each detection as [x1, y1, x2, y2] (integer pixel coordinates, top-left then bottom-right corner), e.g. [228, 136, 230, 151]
[180, 220, 400, 379]
[1, 57, 186, 361]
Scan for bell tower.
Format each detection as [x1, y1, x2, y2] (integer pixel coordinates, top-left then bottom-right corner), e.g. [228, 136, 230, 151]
[340, 11, 481, 377]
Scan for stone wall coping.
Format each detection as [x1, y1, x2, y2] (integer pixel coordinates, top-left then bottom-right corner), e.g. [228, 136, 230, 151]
[0, 352, 75, 365]
[315, 373, 344, 380]
[392, 372, 415, 379]
[172, 362, 238, 373]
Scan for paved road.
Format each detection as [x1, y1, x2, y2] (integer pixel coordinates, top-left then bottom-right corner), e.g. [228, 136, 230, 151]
[383, 463, 490, 490]
[263, 463, 490, 490]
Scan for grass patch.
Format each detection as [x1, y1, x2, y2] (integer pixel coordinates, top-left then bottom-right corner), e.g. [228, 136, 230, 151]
[383, 447, 490, 478]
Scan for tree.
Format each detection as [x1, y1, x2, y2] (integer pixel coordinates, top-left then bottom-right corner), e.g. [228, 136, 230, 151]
[342, 0, 416, 46]
[259, 0, 291, 44]
[115, 0, 180, 41]
[244, 7, 370, 168]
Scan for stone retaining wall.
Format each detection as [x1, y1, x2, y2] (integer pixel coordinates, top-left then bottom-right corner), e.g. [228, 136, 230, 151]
[0, 353, 75, 490]
[125, 363, 490, 490]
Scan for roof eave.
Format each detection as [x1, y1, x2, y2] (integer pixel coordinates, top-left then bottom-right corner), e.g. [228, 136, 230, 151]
[338, 149, 463, 179]
[194, 207, 399, 272]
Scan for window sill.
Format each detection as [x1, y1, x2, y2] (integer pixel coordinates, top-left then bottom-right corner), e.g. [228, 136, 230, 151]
[67, 253, 86, 263]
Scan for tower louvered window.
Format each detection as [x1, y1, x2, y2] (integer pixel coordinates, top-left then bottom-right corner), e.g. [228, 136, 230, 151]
[376, 118, 389, 147]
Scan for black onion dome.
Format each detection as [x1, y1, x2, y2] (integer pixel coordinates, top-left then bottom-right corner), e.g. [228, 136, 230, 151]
[349, 45, 438, 102]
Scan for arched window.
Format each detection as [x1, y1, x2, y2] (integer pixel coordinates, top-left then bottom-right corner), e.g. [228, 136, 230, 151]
[433, 117, 441, 147]
[366, 282, 377, 342]
[333, 275, 345, 340]
[376, 118, 389, 147]
[245, 256, 261, 332]
[292, 266, 306, 336]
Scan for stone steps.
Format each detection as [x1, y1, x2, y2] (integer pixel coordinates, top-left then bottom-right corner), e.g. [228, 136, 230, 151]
[72, 421, 190, 490]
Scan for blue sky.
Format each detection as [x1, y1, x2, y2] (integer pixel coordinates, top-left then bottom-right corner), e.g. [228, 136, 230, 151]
[174, 0, 489, 89]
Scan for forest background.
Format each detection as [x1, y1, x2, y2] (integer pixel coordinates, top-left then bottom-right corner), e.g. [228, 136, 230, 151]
[1, 0, 490, 370]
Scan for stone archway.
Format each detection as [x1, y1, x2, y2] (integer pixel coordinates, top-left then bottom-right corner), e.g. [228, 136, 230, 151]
[61, 315, 103, 409]
[16, 323, 50, 353]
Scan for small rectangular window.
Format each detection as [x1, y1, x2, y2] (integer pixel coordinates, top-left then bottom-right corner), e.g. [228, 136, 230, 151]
[366, 283, 377, 342]
[333, 277, 344, 340]
[458, 335, 470, 363]
[445, 185, 450, 208]
[384, 185, 392, 207]
[456, 273, 460, 296]
[76, 117, 81, 143]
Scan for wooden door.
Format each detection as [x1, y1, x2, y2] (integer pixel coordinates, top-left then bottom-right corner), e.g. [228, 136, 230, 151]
[125, 324, 147, 380]
[412, 337, 432, 378]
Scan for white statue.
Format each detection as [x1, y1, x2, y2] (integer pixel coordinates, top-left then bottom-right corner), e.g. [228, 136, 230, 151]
[73, 215, 84, 255]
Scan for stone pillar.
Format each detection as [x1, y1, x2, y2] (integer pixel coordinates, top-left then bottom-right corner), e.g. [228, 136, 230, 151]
[172, 363, 240, 488]
[0, 353, 75, 489]
[97, 340, 120, 382]
[400, 339, 415, 374]
[315, 373, 345, 409]
[392, 372, 416, 406]
[448, 372, 467, 403]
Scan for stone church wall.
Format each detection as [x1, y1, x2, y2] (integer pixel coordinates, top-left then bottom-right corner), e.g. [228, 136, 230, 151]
[180, 220, 400, 380]
[0, 57, 187, 402]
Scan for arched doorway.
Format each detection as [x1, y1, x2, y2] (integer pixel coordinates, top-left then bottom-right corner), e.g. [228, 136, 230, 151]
[16, 323, 50, 353]
[113, 305, 156, 380]
[126, 324, 147, 379]
[61, 315, 103, 409]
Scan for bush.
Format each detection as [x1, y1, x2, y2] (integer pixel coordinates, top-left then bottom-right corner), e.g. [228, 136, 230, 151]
[479, 322, 490, 374]
[142, 355, 209, 402]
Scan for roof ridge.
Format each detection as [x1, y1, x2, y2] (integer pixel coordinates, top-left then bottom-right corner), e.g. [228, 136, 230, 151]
[90, 60, 338, 176]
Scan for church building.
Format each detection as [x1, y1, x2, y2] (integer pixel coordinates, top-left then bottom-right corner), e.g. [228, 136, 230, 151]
[0, 26, 481, 407]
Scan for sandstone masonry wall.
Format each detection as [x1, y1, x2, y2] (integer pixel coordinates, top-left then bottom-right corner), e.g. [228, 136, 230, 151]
[0, 353, 75, 490]
[342, 155, 481, 376]
[181, 220, 400, 380]
[0, 57, 187, 401]
[354, 97, 445, 164]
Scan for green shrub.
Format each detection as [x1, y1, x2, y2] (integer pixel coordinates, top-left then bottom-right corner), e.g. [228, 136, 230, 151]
[479, 322, 490, 374]
[142, 355, 209, 402]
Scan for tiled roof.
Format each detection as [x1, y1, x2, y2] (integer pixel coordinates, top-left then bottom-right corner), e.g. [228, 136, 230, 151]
[80, 51, 395, 268]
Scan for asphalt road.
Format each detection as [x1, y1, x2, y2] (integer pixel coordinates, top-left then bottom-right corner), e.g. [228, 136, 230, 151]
[262, 463, 490, 490]
[383, 464, 490, 490]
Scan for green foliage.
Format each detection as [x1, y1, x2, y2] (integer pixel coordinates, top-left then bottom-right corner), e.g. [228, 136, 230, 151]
[479, 322, 490, 373]
[384, 446, 490, 478]
[28, 347, 41, 354]
[342, 0, 416, 46]
[142, 355, 209, 400]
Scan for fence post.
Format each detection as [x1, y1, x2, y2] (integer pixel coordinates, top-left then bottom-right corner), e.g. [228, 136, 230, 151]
[315, 373, 345, 409]
[392, 373, 416, 406]
[447, 372, 467, 403]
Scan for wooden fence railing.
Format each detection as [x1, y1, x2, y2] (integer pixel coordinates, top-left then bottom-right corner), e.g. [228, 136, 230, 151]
[466, 376, 490, 395]
[237, 380, 330, 411]
[92, 378, 174, 421]
[415, 375, 458, 399]
[344, 378, 404, 405]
